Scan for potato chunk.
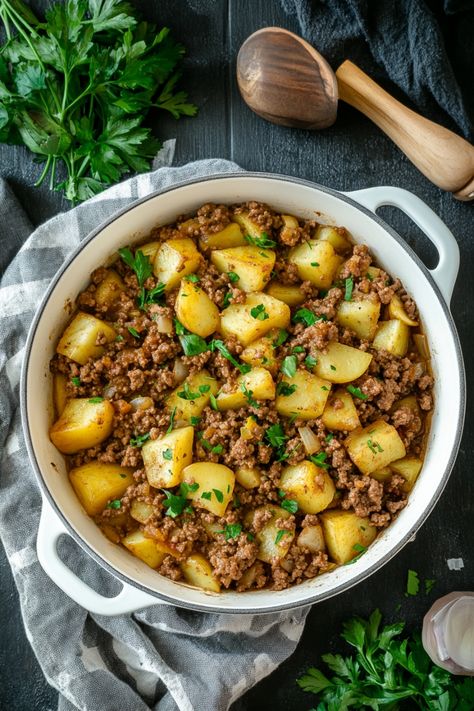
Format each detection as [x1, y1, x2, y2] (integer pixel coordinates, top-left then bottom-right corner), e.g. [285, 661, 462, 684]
[69, 462, 134, 515]
[220, 292, 290, 346]
[94, 270, 125, 310]
[56, 312, 116, 365]
[336, 300, 381, 341]
[280, 214, 299, 243]
[211, 246, 275, 292]
[314, 342, 372, 383]
[53, 373, 68, 416]
[231, 211, 266, 240]
[241, 332, 278, 374]
[199, 222, 247, 250]
[370, 466, 392, 483]
[388, 294, 418, 327]
[280, 460, 335, 514]
[153, 238, 201, 291]
[180, 553, 221, 592]
[175, 279, 220, 337]
[276, 369, 331, 420]
[216, 367, 275, 410]
[315, 225, 352, 253]
[345, 419, 406, 474]
[321, 388, 360, 431]
[320, 510, 377, 564]
[50, 398, 114, 454]
[122, 530, 166, 569]
[288, 240, 342, 288]
[373, 319, 410, 357]
[166, 370, 219, 424]
[265, 281, 305, 306]
[297, 524, 326, 552]
[130, 500, 155, 524]
[390, 456, 423, 491]
[142, 426, 194, 488]
[137, 240, 160, 262]
[182, 462, 235, 516]
[247, 505, 294, 563]
[235, 467, 261, 489]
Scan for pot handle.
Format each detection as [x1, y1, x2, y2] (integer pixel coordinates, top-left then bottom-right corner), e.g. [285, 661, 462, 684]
[37, 498, 166, 615]
[345, 186, 459, 304]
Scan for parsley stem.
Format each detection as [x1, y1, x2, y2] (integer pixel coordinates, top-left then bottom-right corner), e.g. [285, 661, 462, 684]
[34, 155, 52, 187]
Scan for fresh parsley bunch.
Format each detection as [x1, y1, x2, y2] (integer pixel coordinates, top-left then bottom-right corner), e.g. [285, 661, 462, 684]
[297, 609, 474, 710]
[0, 0, 196, 202]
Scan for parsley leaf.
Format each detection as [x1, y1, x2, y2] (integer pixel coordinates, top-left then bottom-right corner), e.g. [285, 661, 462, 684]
[130, 432, 151, 447]
[227, 271, 240, 283]
[240, 382, 259, 408]
[406, 569, 420, 596]
[212, 488, 224, 503]
[275, 529, 291, 545]
[281, 355, 297, 378]
[272, 329, 289, 348]
[180, 334, 209, 356]
[277, 381, 297, 396]
[309, 452, 330, 470]
[209, 339, 251, 374]
[292, 308, 324, 327]
[217, 523, 242, 541]
[162, 448, 173, 461]
[106, 499, 121, 509]
[71, 376, 81, 387]
[250, 303, 269, 321]
[244, 233, 276, 248]
[162, 482, 198, 518]
[347, 384, 368, 400]
[280, 497, 298, 514]
[184, 274, 200, 283]
[178, 382, 201, 401]
[344, 276, 354, 301]
[166, 406, 177, 434]
[128, 326, 141, 339]
[304, 355, 317, 368]
[88, 396, 104, 403]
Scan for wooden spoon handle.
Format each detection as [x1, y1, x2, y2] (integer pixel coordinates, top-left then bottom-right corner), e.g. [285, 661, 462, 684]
[335, 60, 474, 200]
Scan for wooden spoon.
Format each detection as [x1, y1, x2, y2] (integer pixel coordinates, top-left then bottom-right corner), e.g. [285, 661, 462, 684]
[237, 27, 474, 201]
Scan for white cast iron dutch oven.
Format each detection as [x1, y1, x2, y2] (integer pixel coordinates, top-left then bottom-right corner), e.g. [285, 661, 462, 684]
[21, 174, 465, 616]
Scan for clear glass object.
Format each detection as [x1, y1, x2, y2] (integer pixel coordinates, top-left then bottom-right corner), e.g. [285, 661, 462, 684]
[422, 592, 474, 675]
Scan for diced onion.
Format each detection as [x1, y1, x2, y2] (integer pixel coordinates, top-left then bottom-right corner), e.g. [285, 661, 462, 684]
[130, 396, 154, 411]
[155, 314, 173, 334]
[298, 426, 321, 455]
[103, 384, 117, 399]
[413, 361, 425, 380]
[173, 359, 189, 384]
[413, 333, 430, 359]
[175, 419, 188, 429]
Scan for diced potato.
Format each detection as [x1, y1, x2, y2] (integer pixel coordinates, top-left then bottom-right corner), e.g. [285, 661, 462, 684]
[297, 524, 326, 552]
[241, 332, 278, 374]
[211, 246, 275, 292]
[345, 419, 406, 475]
[240, 416, 260, 440]
[166, 370, 219, 423]
[53, 373, 68, 416]
[56, 312, 116, 365]
[202, 520, 224, 538]
[373, 319, 410, 357]
[265, 281, 305, 306]
[94, 270, 125, 310]
[388, 294, 418, 327]
[122, 530, 166, 569]
[69, 462, 134, 516]
[321, 388, 360, 431]
[336, 300, 381, 341]
[314, 342, 373, 383]
[237, 562, 262, 590]
[182, 462, 235, 517]
[280, 214, 299, 243]
[153, 238, 201, 291]
[232, 211, 266, 239]
[370, 466, 392, 482]
[315, 225, 352, 253]
[320, 510, 377, 565]
[50, 398, 114, 454]
[175, 279, 220, 338]
[390, 456, 423, 491]
[220, 292, 290, 346]
[280, 460, 335, 514]
[216, 367, 275, 410]
[180, 553, 221, 592]
[276, 369, 331, 420]
[366, 266, 381, 280]
[142, 426, 194, 488]
[247, 505, 294, 563]
[130, 500, 155, 524]
[235, 467, 261, 489]
[288, 240, 342, 288]
[137, 240, 160, 262]
[199, 222, 247, 250]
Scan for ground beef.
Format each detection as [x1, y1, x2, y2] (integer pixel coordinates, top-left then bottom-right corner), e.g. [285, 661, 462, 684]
[50, 202, 433, 592]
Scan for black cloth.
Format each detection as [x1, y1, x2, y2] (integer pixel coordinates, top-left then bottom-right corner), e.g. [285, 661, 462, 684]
[281, 0, 474, 139]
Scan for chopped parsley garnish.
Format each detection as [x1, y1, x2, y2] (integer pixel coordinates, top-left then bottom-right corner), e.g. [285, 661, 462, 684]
[119, 248, 165, 310]
[201, 491, 212, 501]
[162, 482, 199, 518]
[174, 319, 187, 336]
[344, 542, 368, 565]
[266, 423, 287, 450]
[321, 385, 329, 391]
[367, 438, 384, 454]
[209, 393, 219, 410]
[130, 432, 151, 448]
[246, 532, 255, 541]
[292, 346, 305, 353]
[304, 355, 317, 368]
[184, 274, 200, 283]
[250, 304, 269, 321]
[227, 271, 240, 283]
[346, 385, 368, 400]
[233, 494, 241, 509]
[325, 433, 334, 443]
[106, 499, 121, 509]
[241, 383, 259, 408]
[289, 412, 299, 424]
[180, 333, 209, 356]
[344, 276, 354, 301]
[190, 416, 201, 426]
[199, 384, 210, 393]
[280, 498, 298, 514]
[275, 530, 291, 545]
[272, 329, 289, 348]
[424, 578, 436, 595]
[71, 376, 81, 387]
[217, 523, 242, 541]
[138, 281, 165, 309]
[178, 382, 201, 401]
[281, 355, 297, 378]
[406, 569, 420, 597]
[212, 444, 224, 454]
[198, 433, 224, 454]
[222, 291, 232, 308]
[277, 381, 297, 396]
[330, 364, 337, 371]
[209, 339, 251, 374]
[166, 407, 177, 434]
[88, 396, 104, 404]
[310, 261, 320, 267]
[309, 452, 330, 470]
[212, 488, 224, 503]
[128, 326, 141, 339]
[162, 448, 173, 461]
[292, 308, 325, 327]
[245, 232, 276, 248]
[115, 335, 124, 342]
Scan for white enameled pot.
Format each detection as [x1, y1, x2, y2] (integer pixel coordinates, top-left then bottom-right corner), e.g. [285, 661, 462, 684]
[21, 174, 465, 616]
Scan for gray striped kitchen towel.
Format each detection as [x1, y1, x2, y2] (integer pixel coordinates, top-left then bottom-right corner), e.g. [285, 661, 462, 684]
[0, 157, 309, 711]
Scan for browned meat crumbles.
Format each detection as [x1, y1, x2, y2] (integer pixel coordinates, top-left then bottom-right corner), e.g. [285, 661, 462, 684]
[49, 201, 433, 593]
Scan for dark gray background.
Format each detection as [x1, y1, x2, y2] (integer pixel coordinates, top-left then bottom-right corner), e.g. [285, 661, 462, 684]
[0, 1, 472, 709]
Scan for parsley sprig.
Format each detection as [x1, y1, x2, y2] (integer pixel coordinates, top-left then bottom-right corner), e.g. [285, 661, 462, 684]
[119, 248, 164, 310]
[244, 233, 276, 248]
[0, 0, 196, 202]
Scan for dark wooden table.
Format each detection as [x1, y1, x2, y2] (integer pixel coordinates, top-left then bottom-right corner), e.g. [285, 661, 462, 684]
[1, 1, 472, 709]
